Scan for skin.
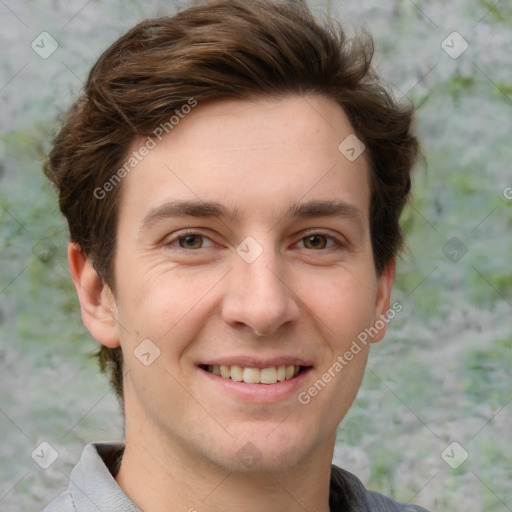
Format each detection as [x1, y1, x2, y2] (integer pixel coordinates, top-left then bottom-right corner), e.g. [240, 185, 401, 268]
[69, 94, 395, 512]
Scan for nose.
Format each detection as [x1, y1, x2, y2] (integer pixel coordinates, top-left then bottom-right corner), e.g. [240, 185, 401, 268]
[221, 243, 300, 338]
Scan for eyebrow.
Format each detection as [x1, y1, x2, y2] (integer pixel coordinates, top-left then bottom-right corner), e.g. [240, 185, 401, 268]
[285, 200, 364, 226]
[140, 200, 240, 231]
[139, 199, 365, 231]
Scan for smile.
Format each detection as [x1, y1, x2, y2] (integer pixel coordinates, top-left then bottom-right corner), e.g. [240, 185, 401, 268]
[200, 364, 306, 384]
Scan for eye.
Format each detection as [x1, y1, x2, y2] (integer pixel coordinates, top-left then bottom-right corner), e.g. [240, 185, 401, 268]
[167, 231, 215, 250]
[298, 233, 338, 250]
[178, 234, 204, 249]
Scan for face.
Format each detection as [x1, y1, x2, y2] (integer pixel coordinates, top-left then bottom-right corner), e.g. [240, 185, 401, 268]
[106, 95, 393, 472]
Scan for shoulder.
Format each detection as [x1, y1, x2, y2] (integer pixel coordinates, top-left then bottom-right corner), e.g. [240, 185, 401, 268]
[41, 489, 75, 512]
[366, 489, 431, 511]
[40, 442, 127, 512]
[330, 464, 431, 512]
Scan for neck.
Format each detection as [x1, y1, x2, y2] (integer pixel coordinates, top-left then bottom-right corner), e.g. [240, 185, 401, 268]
[115, 406, 334, 512]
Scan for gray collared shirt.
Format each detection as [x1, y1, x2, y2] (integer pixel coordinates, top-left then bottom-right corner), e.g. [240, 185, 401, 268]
[42, 442, 430, 511]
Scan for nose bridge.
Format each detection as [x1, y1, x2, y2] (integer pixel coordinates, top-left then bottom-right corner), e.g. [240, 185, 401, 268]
[242, 250, 286, 301]
[222, 236, 299, 335]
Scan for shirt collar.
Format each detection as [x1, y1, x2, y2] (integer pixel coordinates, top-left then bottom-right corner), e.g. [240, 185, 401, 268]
[68, 442, 370, 512]
[68, 442, 140, 511]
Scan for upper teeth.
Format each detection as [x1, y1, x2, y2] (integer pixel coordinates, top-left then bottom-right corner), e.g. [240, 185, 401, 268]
[207, 365, 300, 384]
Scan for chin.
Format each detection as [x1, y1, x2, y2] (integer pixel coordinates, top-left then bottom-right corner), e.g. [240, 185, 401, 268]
[214, 448, 309, 475]
[205, 424, 322, 474]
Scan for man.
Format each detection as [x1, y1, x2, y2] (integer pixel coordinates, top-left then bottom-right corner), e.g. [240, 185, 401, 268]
[43, 0, 426, 510]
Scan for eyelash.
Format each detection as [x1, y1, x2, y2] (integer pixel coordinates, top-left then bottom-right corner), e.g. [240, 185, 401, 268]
[165, 229, 345, 251]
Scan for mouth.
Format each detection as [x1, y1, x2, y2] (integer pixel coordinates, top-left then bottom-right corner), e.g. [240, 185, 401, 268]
[199, 364, 310, 384]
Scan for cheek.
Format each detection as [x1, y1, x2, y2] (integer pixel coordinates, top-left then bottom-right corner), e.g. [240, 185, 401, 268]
[115, 264, 223, 347]
[294, 268, 378, 338]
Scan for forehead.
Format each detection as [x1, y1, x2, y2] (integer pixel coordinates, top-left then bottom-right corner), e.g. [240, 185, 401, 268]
[119, 94, 370, 226]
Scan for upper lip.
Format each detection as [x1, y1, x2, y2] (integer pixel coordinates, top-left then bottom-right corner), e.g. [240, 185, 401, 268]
[199, 357, 313, 368]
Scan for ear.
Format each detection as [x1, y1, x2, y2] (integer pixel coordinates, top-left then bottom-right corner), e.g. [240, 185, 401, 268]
[370, 258, 396, 343]
[68, 242, 120, 348]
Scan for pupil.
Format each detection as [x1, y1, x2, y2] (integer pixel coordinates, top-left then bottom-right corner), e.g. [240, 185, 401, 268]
[307, 235, 325, 249]
[181, 235, 201, 248]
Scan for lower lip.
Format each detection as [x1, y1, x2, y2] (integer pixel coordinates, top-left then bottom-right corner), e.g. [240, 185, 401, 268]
[197, 366, 312, 403]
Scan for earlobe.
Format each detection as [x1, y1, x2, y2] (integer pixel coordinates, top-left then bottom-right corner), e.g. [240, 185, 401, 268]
[371, 259, 396, 343]
[67, 242, 120, 348]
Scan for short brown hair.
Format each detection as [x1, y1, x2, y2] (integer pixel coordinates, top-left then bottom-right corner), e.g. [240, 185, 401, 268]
[44, 0, 419, 405]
